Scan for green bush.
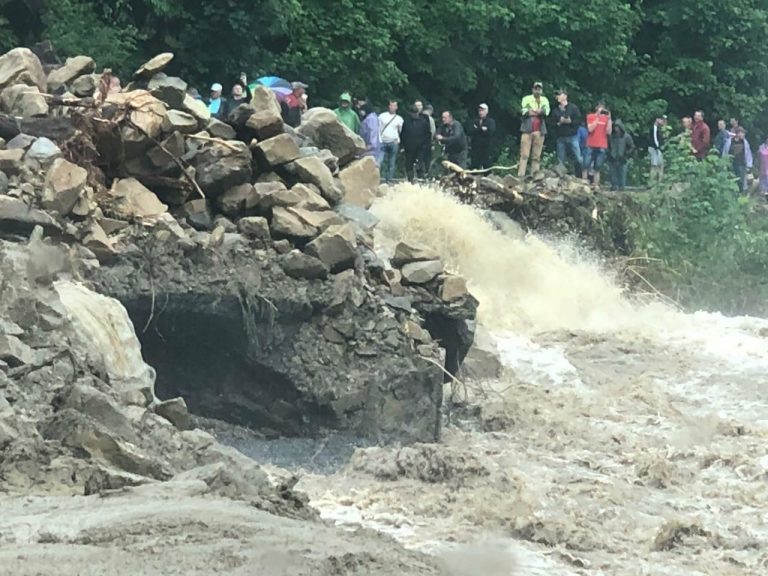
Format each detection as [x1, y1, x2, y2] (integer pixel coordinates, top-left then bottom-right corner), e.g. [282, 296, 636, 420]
[626, 144, 768, 315]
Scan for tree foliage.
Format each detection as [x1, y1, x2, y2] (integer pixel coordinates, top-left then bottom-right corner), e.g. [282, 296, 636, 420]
[2, 0, 768, 132]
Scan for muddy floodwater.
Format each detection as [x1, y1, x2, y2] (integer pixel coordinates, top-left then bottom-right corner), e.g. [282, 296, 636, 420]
[241, 185, 768, 575]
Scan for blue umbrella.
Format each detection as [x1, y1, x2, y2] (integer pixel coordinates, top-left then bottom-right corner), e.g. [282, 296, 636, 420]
[250, 76, 293, 101]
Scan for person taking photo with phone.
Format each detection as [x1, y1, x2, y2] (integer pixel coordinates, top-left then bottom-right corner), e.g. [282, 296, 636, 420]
[582, 102, 612, 188]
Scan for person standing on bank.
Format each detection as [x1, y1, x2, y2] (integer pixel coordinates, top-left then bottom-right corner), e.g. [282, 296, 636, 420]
[648, 114, 666, 183]
[468, 103, 496, 169]
[722, 126, 753, 193]
[518, 81, 550, 179]
[608, 119, 634, 191]
[378, 100, 404, 184]
[551, 89, 582, 174]
[582, 102, 612, 188]
[401, 104, 432, 181]
[436, 111, 468, 168]
[691, 110, 711, 160]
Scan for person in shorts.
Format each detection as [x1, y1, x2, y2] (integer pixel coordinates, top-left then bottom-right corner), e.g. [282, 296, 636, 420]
[648, 114, 666, 182]
[582, 102, 612, 188]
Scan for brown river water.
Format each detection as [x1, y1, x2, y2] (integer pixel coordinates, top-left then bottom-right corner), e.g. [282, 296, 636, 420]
[288, 184, 768, 575]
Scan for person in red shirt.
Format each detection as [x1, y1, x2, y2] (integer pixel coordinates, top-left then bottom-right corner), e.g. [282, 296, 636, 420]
[281, 81, 308, 128]
[582, 102, 612, 188]
[691, 110, 711, 160]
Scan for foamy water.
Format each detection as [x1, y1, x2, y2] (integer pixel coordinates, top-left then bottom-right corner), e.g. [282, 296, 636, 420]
[296, 184, 768, 575]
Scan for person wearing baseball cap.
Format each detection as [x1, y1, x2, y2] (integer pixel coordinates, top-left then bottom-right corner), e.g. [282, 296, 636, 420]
[469, 103, 496, 169]
[207, 82, 227, 120]
[519, 81, 550, 178]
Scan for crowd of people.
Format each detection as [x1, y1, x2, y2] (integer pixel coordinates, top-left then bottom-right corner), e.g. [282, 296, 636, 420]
[199, 77, 768, 194]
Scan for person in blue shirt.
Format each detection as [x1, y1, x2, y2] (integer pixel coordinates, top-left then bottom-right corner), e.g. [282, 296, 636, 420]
[576, 122, 589, 175]
[206, 83, 227, 120]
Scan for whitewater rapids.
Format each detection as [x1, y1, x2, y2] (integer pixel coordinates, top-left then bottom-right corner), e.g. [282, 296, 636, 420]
[288, 184, 768, 575]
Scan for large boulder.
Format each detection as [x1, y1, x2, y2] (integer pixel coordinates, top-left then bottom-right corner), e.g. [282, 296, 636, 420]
[134, 52, 174, 79]
[26, 137, 62, 164]
[296, 107, 366, 166]
[0, 48, 46, 92]
[193, 142, 253, 198]
[181, 94, 211, 126]
[1, 84, 48, 117]
[304, 223, 357, 272]
[0, 195, 61, 235]
[249, 85, 282, 116]
[106, 90, 167, 140]
[338, 156, 380, 208]
[262, 183, 329, 211]
[237, 216, 271, 240]
[246, 109, 283, 140]
[148, 73, 188, 109]
[109, 178, 168, 219]
[43, 158, 88, 215]
[278, 250, 329, 280]
[288, 156, 341, 203]
[218, 183, 264, 217]
[71, 73, 100, 97]
[391, 241, 440, 267]
[255, 133, 300, 168]
[47, 55, 95, 91]
[146, 131, 185, 169]
[271, 206, 319, 239]
[163, 110, 198, 134]
[401, 260, 444, 284]
[0, 148, 24, 173]
[206, 118, 236, 140]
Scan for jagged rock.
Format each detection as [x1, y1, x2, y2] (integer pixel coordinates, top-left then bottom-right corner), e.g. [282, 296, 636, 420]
[59, 383, 136, 441]
[391, 241, 440, 267]
[217, 183, 261, 217]
[305, 223, 357, 272]
[163, 110, 198, 134]
[256, 172, 285, 185]
[249, 85, 281, 116]
[110, 178, 168, 219]
[213, 215, 237, 233]
[6, 134, 35, 150]
[338, 156, 380, 208]
[278, 249, 329, 280]
[246, 109, 283, 140]
[71, 73, 99, 97]
[98, 217, 129, 235]
[1, 84, 48, 117]
[336, 203, 379, 230]
[0, 171, 8, 194]
[146, 131, 185, 170]
[26, 137, 61, 164]
[148, 73, 188, 109]
[182, 198, 212, 231]
[288, 156, 340, 203]
[297, 209, 345, 231]
[296, 107, 366, 166]
[237, 216, 271, 240]
[155, 397, 191, 431]
[255, 133, 300, 168]
[0, 195, 61, 235]
[43, 158, 87, 215]
[181, 94, 211, 126]
[0, 334, 36, 367]
[47, 55, 95, 91]
[257, 182, 330, 211]
[0, 48, 46, 92]
[299, 146, 340, 174]
[194, 141, 252, 198]
[401, 260, 444, 284]
[289, 184, 331, 210]
[440, 275, 469, 302]
[83, 222, 115, 260]
[134, 52, 174, 79]
[106, 90, 167, 140]
[459, 326, 502, 382]
[207, 118, 236, 140]
[0, 149, 23, 175]
[271, 206, 319, 239]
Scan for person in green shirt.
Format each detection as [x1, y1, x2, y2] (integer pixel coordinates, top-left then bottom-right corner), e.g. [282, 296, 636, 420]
[334, 92, 361, 134]
[518, 81, 550, 178]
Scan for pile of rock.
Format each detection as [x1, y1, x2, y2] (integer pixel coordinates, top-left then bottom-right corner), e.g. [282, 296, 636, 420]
[0, 46, 478, 497]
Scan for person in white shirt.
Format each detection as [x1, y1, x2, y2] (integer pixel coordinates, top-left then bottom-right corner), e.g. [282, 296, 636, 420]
[378, 100, 404, 183]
